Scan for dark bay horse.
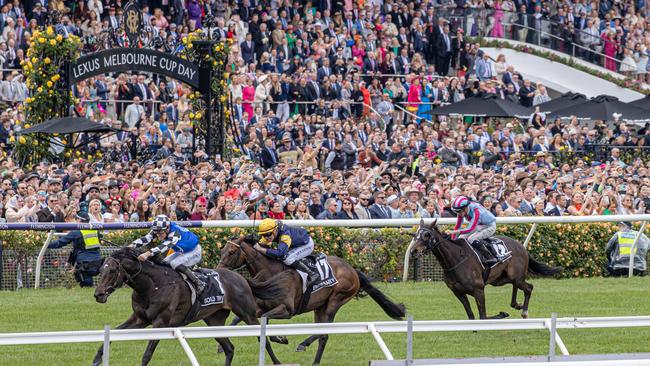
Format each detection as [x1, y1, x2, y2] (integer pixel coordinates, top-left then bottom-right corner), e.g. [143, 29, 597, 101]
[218, 235, 405, 365]
[92, 247, 282, 366]
[411, 220, 562, 319]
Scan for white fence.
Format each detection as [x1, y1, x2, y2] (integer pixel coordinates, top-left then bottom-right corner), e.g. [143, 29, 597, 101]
[1, 315, 650, 366]
[27, 214, 650, 289]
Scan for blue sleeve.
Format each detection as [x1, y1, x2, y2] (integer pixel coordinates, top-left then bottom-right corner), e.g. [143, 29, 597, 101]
[48, 231, 82, 249]
[266, 242, 289, 259]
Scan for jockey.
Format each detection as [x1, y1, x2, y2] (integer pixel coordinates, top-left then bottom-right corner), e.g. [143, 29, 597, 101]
[255, 218, 319, 287]
[132, 215, 206, 294]
[448, 196, 501, 268]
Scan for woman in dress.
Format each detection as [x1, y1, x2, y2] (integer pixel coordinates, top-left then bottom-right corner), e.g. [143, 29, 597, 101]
[241, 77, 255, 122]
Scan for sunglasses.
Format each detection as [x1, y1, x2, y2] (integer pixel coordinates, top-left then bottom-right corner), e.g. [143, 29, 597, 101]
[262, 232, 274, 238]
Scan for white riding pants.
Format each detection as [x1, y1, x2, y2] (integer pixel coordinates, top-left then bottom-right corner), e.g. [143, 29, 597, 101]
[460, 223, 497, 243]
[282, 238, 315, 265]
[163, 245, 202, 269]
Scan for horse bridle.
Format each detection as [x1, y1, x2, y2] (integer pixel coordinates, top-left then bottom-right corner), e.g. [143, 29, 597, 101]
[225, 240, 260, 268]
[414, 226, 440, 254]
[103, 255, 143, 293]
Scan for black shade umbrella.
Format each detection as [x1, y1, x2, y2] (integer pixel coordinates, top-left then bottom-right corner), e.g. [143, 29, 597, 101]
[429, 94, 533, 118]
[536, 92, 587, 114]
[551, 95, 650, 122]
[627, 95, 650, 110]
[17, 117, 119, 135]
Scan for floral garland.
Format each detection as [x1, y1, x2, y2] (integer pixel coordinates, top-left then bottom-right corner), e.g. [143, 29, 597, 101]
[18, 27, 82, 164]
[179, 31, 232, 156]
[476, 38, 650, 95]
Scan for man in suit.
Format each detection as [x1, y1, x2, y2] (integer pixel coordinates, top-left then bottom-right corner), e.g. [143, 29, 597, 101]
[0, 71, 16, 102]
[436, 24, 453, 76]
[260, 138, 279, 169]
[518, 79, 536, 107]
[515, 5, 530, 42]
[368, 192, 392, 219]
[317, 58, 333, 82]
[240, 33, 255, 64]
[124, 97, 145, 128]
[133, 75, 151, 102]
[37, 193, 65, 222]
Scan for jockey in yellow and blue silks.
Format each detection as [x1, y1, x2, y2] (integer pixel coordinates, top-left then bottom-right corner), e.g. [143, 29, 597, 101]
[132, 215, 206, 293]
[254, 218, 319, 286]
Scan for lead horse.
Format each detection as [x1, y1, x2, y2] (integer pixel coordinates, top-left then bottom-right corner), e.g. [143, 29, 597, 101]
[218, 235, 406, 365]
[411, 219, 562, 319]
[92, 247, 282, 366]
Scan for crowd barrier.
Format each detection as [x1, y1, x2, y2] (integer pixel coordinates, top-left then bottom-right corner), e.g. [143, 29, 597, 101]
[1, 315, 650, 366]
[0, 214, 642, 290]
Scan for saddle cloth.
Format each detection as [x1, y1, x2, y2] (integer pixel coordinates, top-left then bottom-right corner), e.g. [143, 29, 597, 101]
[467, 237, 512, 268]
[296, 253, 338, 294]
[182, 269, 225, 324]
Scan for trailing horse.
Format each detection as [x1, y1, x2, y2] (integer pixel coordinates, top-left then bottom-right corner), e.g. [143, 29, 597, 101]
[92, 247, 282, 366]
[411, 219, 562, 319]
[218, 235, 405, 365]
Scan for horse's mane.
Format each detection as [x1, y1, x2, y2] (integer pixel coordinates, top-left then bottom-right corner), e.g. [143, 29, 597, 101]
[110, 246, 140, 260]
[236, 234, 258, 245]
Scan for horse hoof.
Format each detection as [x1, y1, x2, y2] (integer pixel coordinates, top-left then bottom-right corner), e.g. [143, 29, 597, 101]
[500, 312, 510, 319]
[296, 344, 307, 352]
[521, 310, 529, 319]
[270, 336, 288, 345]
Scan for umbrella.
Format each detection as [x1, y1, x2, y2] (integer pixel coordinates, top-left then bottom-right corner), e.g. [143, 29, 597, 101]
[17, 117, 120, 135]
[627, 95, 650, 110]
[551, 95, 650, 122]
[428, 94, 533, 118]
[536, 92, 587, 114]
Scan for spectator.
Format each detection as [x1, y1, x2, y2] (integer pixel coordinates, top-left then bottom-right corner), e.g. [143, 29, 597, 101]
[605, 222, 649, 277]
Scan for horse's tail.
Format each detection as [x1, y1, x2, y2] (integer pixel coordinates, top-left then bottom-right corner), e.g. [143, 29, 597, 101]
[355, 270, 406, 320]
[528, 255, 563, 276]
[246, 277, 284, 300]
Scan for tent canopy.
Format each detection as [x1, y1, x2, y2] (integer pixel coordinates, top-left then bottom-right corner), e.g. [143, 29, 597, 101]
[536, 92, 587, 114]
[430, 94, 533, 118]
[551, 95, 650, 122]
[17, 117, 120, 135]
[628, 95, 650, 110]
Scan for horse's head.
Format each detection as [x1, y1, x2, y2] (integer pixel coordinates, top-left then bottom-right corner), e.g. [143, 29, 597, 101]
[411, 219, 446, 255]
[217, 236, 250, 269]
[94, 247, 141, 303]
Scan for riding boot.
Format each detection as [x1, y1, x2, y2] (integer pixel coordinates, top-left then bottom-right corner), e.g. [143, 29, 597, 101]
[289, 261, 319, 288]
[176, 264, 206, 294]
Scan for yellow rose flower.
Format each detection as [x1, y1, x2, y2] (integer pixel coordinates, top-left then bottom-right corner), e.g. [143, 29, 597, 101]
[38, 37, 46, 43]
[18, 136, 26, 144]
[189, 112, 195, 119]
[31, 57, 37, 63]
[46, 26, 54, 35]
[37, 87, 43, 93]
[9, 136, 15, 143]
[49, 39, 56, 46]
[47, 81, 53, 88]
[56, 34, 63, 42]
[65, 151, 71, 157]
[75, 151, 81, 156]
[195, 112, 202, 119]
[24, 124, 30, 129]
[44, 57, 51, 64]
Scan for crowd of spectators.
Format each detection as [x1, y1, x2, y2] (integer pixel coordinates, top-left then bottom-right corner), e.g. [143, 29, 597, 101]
[0, 0, 646, 225]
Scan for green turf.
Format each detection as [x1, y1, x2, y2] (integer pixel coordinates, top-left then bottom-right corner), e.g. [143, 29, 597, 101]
[1, 277, 650, 365]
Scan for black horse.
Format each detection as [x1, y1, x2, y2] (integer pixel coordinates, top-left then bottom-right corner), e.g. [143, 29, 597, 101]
[92, 247, 282, 366]
[411, 220, 562, 319]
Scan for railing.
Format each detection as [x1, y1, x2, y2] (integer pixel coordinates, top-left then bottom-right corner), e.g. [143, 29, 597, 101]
[11, 214, 648, 290]
[1, 315, 650, 366]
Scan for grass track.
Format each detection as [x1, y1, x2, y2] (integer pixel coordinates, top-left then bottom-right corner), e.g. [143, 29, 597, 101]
[1, 277, 650, 365]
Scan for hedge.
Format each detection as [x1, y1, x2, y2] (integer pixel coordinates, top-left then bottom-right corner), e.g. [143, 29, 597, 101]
[2, 222, 646, 280]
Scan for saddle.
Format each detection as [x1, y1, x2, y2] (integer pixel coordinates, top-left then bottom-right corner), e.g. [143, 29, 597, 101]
[296, 253, 338, 294]
[181, 268, 225, 325]
[472, 237, 512, 268]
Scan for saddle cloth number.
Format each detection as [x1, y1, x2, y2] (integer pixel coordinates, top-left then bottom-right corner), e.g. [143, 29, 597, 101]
[315, 257, 330, 280]
[491, 242, 508, 258]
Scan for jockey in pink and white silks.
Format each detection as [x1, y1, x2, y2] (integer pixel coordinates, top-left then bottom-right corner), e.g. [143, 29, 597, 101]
[448, 196, 501, 270]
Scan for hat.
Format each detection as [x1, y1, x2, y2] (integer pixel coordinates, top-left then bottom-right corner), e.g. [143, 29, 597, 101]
[387, 195, 399, 204]
[23, 173, 40, 182]
[515, 171, 530, 183]
[282, 133, 292, 142]
[618, 221, 632, 229]
[405, 185, 424, 199]
[536, 151, 547, 157]
[506, 122, 514, 129]
[84, 184, 99, 194]
[533, 174, 548, 184]
[75, 211, 90, 223]
[48, 178, 61, 185]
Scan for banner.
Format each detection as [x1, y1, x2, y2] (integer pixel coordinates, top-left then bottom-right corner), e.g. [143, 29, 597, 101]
[70, 49, 207, 91]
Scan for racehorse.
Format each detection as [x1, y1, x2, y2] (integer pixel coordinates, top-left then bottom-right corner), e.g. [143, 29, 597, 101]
[218, 235, 406, 366]
[411, 219, 562, 319]
[92, 247, 283, 366]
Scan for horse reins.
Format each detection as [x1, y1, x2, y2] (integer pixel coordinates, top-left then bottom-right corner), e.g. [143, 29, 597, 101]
[104, 255, 143, 293]
[415, 226, 468, 273]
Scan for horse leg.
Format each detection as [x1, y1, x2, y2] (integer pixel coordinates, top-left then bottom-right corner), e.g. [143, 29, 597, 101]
[141, 314, 173, 366]
[452, 289, 475, 320]
[236, 306, 282, 365]
[510, 284, 524, 310]
[473, 288, 509, 320]
[92, 314, 148, 366]
[204, 310, 235, 366]
[312, 307, 337, 366]
[519, 280, 534, 319]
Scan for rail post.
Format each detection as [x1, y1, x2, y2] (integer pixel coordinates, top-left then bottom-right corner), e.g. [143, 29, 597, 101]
[34, 230, 55, 289]
[406, 315, 414, 365]
[258, 316, 267, 366]
[628, 221, 647, 278]
[523, 223, 538, 248]
[103, 325, 110, 366]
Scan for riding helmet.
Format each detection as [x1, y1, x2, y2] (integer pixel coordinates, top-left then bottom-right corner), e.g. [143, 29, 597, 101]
[152, 215, 171, 232]
[258, 218, 278, 236]
[451, 196, 470, 213]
